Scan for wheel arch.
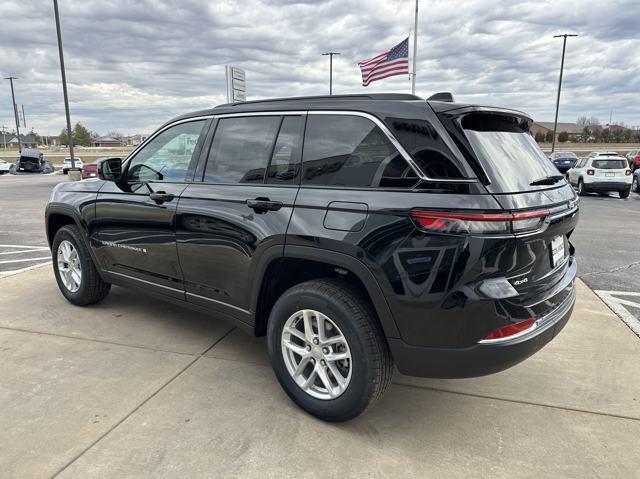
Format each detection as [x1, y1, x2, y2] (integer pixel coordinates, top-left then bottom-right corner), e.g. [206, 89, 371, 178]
[251, 245, 400, 340]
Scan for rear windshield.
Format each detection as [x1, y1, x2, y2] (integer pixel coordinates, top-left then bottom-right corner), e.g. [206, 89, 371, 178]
[556, 154, 577, 159]
[592, 159, 627, 169]
[462, 114, 560, 193]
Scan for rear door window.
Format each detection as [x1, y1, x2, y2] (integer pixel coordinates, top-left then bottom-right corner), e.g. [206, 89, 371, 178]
[592, 159, 627, 169]
[461, 113, 561, 193]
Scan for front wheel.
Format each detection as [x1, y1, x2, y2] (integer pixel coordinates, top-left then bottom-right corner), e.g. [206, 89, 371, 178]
[267, 279, 393, 422]
[52, 225, 110, 306]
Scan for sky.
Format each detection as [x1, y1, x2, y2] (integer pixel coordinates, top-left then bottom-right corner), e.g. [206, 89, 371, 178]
[0, 0, 639, 136]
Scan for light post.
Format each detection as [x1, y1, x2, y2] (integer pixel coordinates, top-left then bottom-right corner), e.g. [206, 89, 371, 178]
[4, 76, 21, 152]
[551, 33, 578, 153]
[53, 0, 76, 173]
[322, 52, 340, 95]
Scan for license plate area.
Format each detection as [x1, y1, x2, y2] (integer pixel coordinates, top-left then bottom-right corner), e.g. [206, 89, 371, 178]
[606, 172, 615, 177]
[550, 236, 565, 267]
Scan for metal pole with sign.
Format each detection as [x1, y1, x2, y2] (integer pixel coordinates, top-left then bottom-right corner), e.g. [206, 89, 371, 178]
[225, 66, 246, 103]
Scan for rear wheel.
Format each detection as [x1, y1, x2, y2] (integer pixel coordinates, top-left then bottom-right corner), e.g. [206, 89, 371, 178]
[620, 187, 631, 199]
[52, 225, 110, 306]
[577, 179, 587, 196]
[267, 279, 393, 422]
[632, 176, 639, 193]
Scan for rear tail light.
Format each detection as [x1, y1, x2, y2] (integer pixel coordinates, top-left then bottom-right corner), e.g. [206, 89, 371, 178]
[626, 169, 631, 176]
[481, 318, 537, 342]
[410, 209, 549, 235]
[587, 169, 595, 176]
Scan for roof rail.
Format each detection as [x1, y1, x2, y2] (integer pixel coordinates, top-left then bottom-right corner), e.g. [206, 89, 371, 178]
[215, 93, 423, 108]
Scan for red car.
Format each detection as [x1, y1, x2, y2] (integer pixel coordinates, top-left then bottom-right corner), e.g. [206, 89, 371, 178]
[626, 150, 640, 171]
[82, 157, 121, 179]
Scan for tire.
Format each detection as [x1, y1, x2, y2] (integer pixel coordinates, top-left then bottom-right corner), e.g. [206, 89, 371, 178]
[52, 225, 110, 306]
[62, 169, 68, 175]
[620, 187, 631, 199]
[577, 179, 587, 196]
[267, 278, 393, 422]
[633, 177, 639, 193]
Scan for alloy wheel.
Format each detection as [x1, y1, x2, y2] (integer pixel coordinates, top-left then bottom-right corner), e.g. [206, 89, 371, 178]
[57, 240, 82, 293]
[281, 309, 352, 400]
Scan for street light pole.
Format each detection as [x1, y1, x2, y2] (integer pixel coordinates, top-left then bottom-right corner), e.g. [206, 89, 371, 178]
[4, 76, 21, 152]
[322, 52, 340, 95]
[53, 0, 75, 170]
[551, 33, 578, 153]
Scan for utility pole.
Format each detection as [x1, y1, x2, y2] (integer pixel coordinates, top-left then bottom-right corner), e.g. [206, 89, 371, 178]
[411, 0, 419, 94]
[53, 0, 75, 170]
[321, 52, 340, 95]
[1, 125, 6, 151]
[4, 76, 21, 152]
[551, 33, 578, 153]
[21, 104, 26, 129]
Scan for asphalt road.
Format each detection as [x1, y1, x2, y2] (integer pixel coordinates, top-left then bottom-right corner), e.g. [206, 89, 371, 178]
[0, 173, 639, 327]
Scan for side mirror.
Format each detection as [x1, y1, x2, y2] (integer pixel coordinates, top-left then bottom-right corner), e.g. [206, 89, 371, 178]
[97, 157, 123, 182]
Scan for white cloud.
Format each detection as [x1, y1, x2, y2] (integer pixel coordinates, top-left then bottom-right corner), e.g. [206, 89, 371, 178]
[1, 0, 638, 135]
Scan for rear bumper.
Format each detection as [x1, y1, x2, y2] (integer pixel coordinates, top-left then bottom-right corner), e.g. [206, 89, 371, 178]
[584, 181, 630, 192]
[388, 275, 576, 379]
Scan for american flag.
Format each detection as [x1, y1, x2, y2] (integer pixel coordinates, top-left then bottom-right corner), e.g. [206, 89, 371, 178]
[358, 38, 409, 87]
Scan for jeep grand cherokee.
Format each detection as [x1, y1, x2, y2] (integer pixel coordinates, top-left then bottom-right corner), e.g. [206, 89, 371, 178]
[45, 93, 578, 421]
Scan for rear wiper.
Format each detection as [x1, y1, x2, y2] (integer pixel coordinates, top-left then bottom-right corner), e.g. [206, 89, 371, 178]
[530, 175, 565, 186]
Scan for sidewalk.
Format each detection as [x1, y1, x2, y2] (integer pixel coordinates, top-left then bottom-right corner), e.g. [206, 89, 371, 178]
[1, 266, 639, 478]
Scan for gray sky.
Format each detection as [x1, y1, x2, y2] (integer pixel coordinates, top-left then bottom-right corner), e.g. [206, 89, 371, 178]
[1, 0, 639, 135]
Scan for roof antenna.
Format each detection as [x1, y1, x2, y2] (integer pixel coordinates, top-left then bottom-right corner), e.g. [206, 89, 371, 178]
[427, 92, 454, 102]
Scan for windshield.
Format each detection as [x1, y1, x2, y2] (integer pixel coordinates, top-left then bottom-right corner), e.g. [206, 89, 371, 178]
[462, 114, 561, 193]
[592, 159, 627, 169]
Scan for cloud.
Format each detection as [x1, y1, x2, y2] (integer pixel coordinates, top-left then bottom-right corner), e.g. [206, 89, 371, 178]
[0, 0, 638, 135]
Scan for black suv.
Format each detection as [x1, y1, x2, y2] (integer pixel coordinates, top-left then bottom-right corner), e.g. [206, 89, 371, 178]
[45, 93, 578, 421]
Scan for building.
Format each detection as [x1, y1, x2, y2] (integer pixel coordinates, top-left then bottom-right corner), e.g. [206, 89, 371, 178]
[530, 122, 584, 142]
[92, 136, 122, 147]
[7, 134, 38, 149]
[123, 134, 149, 147]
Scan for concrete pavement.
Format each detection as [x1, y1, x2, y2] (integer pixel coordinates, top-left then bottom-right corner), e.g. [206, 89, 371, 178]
[0, 266, 639, 478]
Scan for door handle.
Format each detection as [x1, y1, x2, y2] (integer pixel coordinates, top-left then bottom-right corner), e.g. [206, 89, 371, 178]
[149, 191, 175, 204]
[246, 197, 283, 213]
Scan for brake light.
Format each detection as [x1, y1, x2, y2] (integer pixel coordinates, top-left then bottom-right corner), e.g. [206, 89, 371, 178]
[410, 209, 549, 235]
[587, 169, 595, 176]
[482, 318, 536, 341]
[626, 169, 631, 176]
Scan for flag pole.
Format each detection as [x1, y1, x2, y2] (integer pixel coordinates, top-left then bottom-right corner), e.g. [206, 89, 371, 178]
[411, 0, 418, 94]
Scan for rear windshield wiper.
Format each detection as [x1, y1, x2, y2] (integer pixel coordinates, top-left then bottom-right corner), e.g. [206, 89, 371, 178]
[529, 175, 565, 186]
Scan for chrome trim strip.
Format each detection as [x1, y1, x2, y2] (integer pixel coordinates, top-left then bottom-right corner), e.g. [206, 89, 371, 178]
[105, 270, 184, 293]
[213, 110, 307, 118]
[186, 291, 251, 315]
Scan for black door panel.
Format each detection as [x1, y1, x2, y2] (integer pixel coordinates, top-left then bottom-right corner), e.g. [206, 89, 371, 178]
[176, 183, 297, 316]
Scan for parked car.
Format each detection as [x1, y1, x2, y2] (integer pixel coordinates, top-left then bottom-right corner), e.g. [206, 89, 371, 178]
[588, 151, 619, 158]
[45, 93, 578, 421]
[62, 157, 83, 174]
[16, 148, 53, 173]
[625, 149, 640, 171]
[549, 151, 578, 173]
[632, 169, 640, 194]
[82, 157, 122, 179]
[567, 156, 632, 198]
[0, 159, 12, 174]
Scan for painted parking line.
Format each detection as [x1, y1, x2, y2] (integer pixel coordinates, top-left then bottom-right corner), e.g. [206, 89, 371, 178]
[594, 290, 640, 338]
[0, 261, 51, 278]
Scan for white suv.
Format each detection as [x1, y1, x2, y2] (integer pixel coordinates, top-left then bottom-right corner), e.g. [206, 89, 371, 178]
[62, 157, 83, 174]
[568, 156, 632, 198]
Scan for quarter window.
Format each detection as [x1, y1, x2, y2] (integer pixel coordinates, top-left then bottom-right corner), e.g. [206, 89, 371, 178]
[302, 115, 402, 188]
[127, 120, 205, 182]
[203, 116, 281, 184]
[266, 116, 303, 185]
